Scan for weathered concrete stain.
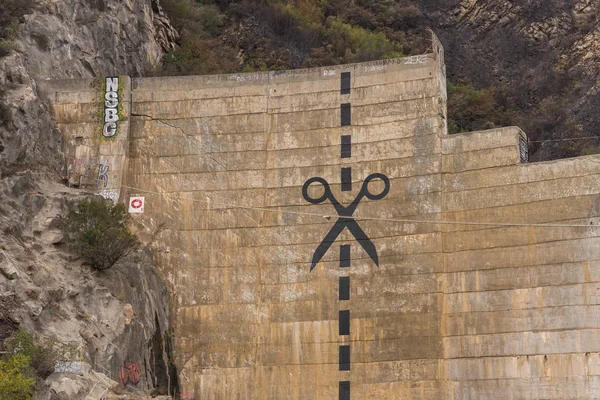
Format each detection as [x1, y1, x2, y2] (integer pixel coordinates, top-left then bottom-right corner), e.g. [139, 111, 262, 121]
[39, 35, 600, 399]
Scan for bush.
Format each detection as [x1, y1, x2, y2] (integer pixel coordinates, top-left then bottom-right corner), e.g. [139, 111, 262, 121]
[3, 329, 56, 379]
[161, 0, 226, 37]
[0, 329, 59, 400]
[58, 198, 140, 270]
[0, 354, 35, 400]
[0, 89, 11, 127]
[0, 0, 35, 58]
[161, 35, 240, 75]
[156, 0, 414, 74]
[447, 79, 498, 133]
[324, 17, 402, 62]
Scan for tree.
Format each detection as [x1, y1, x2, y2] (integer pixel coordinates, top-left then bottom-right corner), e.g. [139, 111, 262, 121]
[58, 198, 140, 270]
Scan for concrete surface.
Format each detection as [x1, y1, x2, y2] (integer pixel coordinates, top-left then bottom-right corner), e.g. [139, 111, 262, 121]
[39, 36, 600, 399]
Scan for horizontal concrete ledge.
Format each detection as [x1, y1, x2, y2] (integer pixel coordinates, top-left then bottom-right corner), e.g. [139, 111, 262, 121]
[133, 54, 439, 90]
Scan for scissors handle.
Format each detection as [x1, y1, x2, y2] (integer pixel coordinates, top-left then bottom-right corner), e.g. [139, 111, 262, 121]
[302, 177, 332, 204]
[361, 173, 390, 200]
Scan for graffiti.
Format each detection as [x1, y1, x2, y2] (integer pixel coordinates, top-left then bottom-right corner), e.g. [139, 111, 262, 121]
[99, 189, 119, 203]
[229, 73, 269, 83]
[96, 164, 109, 187]
[181, 393, 195, 400]
[69, 158, 85, 167]
[302, 173, 390, 270]
[54, 361, 84, 374]
[323, 69, 336, 76]
[103, 77, 120, 138]
[364, 65, 385, 72]
[120, 361, 141, 386]
[404, 55, 429, 65]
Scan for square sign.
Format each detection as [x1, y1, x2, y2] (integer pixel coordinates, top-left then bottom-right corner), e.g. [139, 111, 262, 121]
[129, 196, 145, 213]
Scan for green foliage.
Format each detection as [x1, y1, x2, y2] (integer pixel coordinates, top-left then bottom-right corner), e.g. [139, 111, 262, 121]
[155, 0, 413, 74]
[0, 88, 11, 127]
[446, 79, 500, 134]
[0, 329, 59, 400]
[325, 17, 402, 62]
[161, 34, 240, 76]
[0, 0, 34, 57]
[58, 198, 140, 270]
[158, 0, 240, 75]
[3, 329, 56, 379]
[161, 0, 227, 37]
[0, 354, 35, 400]
[580, 145, 600, 156]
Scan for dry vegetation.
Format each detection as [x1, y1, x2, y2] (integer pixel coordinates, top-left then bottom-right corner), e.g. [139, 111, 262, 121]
[154, 0, 600, 160]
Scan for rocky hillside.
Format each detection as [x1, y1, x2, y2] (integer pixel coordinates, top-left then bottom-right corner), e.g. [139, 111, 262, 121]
[425, 0, 600, 160]
[156, 0, 600, 161]
[0, 0, 178, 398]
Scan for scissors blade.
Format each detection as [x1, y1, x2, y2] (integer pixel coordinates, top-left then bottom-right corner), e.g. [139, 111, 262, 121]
[310, 220, 345, 271]
[346, 220, 379, 267]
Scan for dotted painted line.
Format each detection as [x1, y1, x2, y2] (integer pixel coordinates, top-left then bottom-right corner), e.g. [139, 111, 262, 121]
[339, 71, 352, 400]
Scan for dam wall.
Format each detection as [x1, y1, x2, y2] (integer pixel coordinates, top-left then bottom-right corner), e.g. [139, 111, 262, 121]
[39, 37, 600, 399]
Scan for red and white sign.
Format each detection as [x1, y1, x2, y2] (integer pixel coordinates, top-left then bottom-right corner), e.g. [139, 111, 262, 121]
[128, 196, 145, 213]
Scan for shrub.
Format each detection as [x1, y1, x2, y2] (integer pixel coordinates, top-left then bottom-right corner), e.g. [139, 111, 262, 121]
[161, 35, 240, 76]
[325, 17, 402, 62]
[343, 5, 377, 30]
[0, 329, 62, 399]
[161, 0, 226, 37]
[580, 144, 600, 156]
[3, 329, 56, 379]
[0, 0, 35, 58]
[447, 79, 497, 133]
[0, 354, 35, 400]
[386, 4, 425, 30]
[58, 198, 140, 270]
[0, 88, 11, 127]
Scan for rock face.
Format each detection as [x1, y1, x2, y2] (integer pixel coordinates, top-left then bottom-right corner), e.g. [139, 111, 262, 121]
[0, 0, 178, 172]
[0, 0, 178, 398]
[0, 173, 177, 398]
[416, 0, 600, 160]
[18, 0, 177, 79]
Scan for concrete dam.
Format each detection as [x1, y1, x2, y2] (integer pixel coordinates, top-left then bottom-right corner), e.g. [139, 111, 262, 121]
[39, 36, 600, 399]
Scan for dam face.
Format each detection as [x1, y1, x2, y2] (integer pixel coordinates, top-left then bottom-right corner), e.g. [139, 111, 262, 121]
[40, 37, 600, 399]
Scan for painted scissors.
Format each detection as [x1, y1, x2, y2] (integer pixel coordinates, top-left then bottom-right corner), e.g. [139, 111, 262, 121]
[302, 173, 390, 270]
